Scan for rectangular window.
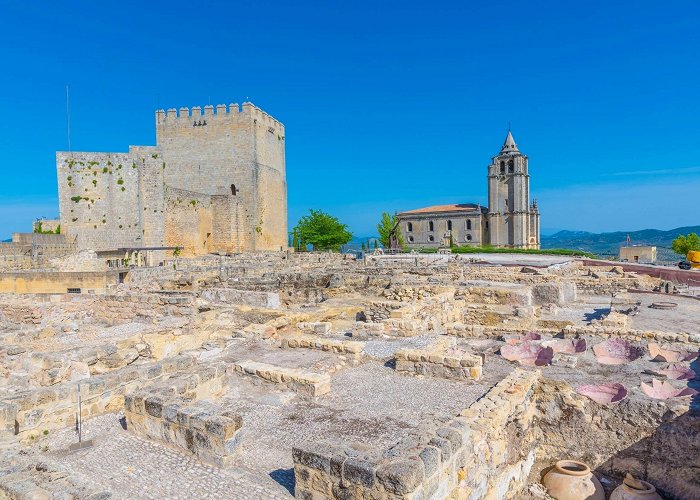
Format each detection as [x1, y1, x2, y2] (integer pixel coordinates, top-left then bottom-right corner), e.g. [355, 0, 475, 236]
[67, 288, 81, 294]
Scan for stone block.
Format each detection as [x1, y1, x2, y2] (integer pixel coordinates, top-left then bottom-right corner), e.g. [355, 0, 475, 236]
[418, 446, 442, 477]
[376, 458, 425, 495]
[342, 458, 376, 488]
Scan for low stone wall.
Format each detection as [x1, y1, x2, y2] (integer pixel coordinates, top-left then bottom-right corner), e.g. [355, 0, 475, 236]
[230, 360, 331, 397]
[125, 396, 241, 466]
[200, 287, 281, 309]
[297, 321, 332, 334]
[292, 368, 541, 499]
[92, 293, 194, 323]
[351, 321, 385, 340]
[281, 335, 363, 360]
[444, 322, 700, 345]
[0, 271, 115, 294]
[0, 355, 224, 441]
[394, 348, 482, 381]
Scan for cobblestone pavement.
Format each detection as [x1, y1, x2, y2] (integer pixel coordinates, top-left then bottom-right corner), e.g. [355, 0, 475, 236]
[28, 415, 292, 499]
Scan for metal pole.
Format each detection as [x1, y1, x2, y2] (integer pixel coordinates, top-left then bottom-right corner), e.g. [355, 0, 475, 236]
[66, 85, 71, 152]
[77, 382, 82, 444]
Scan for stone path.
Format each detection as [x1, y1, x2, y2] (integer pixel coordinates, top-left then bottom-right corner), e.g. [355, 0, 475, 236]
[26, 414, 293, 499]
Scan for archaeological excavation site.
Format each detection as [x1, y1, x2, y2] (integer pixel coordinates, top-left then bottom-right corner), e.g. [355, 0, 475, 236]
[0, 252, 698, 499]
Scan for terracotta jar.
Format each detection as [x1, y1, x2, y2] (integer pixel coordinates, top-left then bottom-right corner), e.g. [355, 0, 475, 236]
[610, 474, 662, 500]
[542, 460, 605, 500]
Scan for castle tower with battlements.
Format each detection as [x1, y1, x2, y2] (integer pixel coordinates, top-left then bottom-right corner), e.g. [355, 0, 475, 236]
[56, 102, 287, 259]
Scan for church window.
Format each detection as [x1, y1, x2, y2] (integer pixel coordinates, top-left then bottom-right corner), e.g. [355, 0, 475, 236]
[500, 161, 505, 174]
[466, 234, 472, 241]
[447, 220, 452, 231]
[485, 221, 489, 229]
[508, 159, 514, 172]
[230, 184, 237, 195]
[428, 221, 434, 231]
[466, 219, 472, 230]
[407, 222, 413, 232]
[408, 236, 414, 242]
[428, 235, 434, 242]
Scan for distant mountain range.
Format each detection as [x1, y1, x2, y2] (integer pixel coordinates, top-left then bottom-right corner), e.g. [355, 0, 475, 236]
[541, 225, 700, 261]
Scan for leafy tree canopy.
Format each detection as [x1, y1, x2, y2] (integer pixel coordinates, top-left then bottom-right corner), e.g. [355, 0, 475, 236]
[293, 209, 352, 251]
[671, 232, 700, 256]
[376, 212, 404, 249]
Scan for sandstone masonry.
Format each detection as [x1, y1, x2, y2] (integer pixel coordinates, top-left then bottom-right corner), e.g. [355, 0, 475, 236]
[56, 102, 287, 259]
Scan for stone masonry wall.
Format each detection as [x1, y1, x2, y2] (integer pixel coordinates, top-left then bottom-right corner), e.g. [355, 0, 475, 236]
[156, 102, 287, 251]
[164, 187, 215, 256]
[57, 152, 142, 251]
[56, 102, 287, 255]
[292, 368, 541, 499]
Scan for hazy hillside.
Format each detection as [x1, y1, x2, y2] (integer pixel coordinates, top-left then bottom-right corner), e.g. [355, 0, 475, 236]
[541, 225, 700, 261]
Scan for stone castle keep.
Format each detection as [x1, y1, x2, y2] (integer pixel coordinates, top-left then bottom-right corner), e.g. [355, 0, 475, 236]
[56, 102, 287, 260]
[399, 130, 540, 249]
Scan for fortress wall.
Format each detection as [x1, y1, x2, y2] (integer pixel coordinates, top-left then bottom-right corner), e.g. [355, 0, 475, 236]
[133, 147, 167, 263]
[156, 103, 286, 251]
[57, 152, 142, 251]
[253, 113, 287, 250]
[211, 195, 242, 253]
[164, 187, 214, 256]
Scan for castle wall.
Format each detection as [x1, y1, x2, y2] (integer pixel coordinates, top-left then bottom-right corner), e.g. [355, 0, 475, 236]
[155, 103, 286, 251]
[164, 187, 214, 256]
[211, 195, 241, 253]
[56, 102, 287, 256]
[57, 152, 142, 252]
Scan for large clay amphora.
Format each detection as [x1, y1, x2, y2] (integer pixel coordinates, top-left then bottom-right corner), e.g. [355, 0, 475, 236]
[543, 460, 605, 500]
[610, 474, 662, 500]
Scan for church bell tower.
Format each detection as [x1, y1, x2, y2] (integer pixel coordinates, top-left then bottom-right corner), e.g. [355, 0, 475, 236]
[486, 130, 540, 248]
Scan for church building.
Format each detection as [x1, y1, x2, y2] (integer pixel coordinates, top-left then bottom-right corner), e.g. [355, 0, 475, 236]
[397, 131, 540, 249]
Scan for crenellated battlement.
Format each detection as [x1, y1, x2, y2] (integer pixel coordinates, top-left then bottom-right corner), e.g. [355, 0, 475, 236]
[156, 102, 284, 132]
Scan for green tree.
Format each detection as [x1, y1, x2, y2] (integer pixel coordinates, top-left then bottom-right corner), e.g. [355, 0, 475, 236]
[291, 230, 300, 252]
[376, 212, 404, 249]
[672, 232, 700, 256]
[293, 209, 352, 251]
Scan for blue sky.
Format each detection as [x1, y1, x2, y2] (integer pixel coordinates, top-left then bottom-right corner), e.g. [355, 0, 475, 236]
[1, 0, 699, 239]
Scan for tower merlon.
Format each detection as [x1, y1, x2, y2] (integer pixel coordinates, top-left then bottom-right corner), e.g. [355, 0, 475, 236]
[241, 102, 284, 132]
[155, 102, 282, 132]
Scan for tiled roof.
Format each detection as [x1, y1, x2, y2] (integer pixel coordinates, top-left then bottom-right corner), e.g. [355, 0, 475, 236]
[398, 203, 483, 215]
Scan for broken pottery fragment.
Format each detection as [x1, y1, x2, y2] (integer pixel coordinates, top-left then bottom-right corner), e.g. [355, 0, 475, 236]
[542, 338, 587, 354]
[576, 383, 627, 404]
[505, 332, 541, 345]
[647, 342, 699, 363]
[592, 339, 642, 365]
[640, 378, 699, 400]
[500, 341, 552, 366]
[655, 364, 697, 381]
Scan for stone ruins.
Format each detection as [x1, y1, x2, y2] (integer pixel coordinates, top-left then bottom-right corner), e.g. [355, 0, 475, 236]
[1, 251, 698, 499]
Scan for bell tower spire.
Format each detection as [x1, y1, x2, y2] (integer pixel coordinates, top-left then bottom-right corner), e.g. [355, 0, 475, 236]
[501, 130, 519, 153]
[486, 129, 540, 249]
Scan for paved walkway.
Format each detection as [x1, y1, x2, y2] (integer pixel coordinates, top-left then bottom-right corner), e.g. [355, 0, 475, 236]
[38, 415, 293, 499]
